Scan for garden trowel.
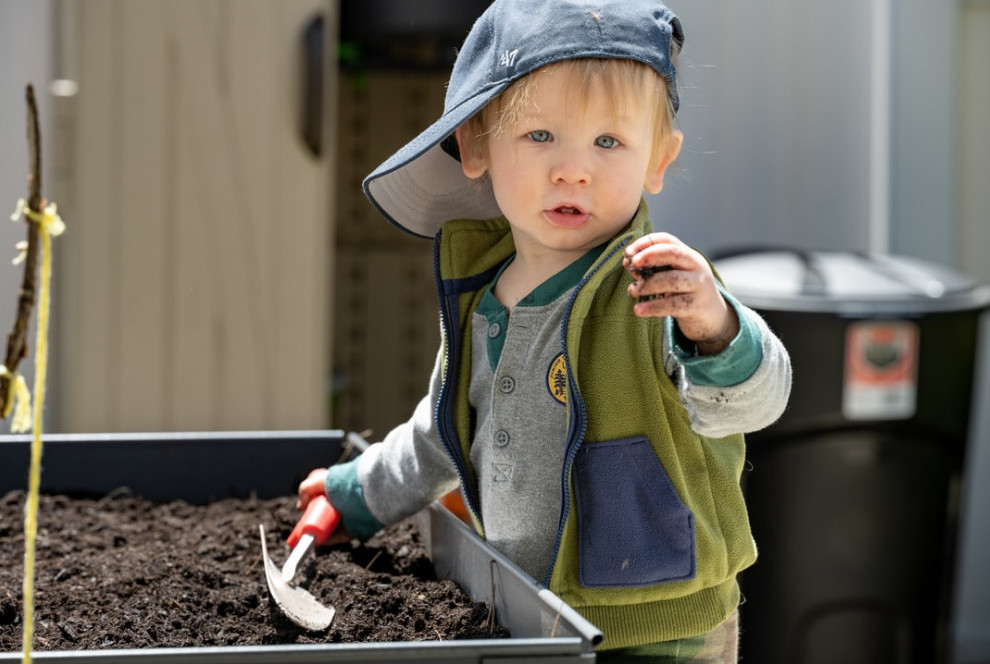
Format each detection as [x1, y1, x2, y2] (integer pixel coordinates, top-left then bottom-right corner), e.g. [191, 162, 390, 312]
[260, 432, 368, 630]
[259, 494, 340, 631]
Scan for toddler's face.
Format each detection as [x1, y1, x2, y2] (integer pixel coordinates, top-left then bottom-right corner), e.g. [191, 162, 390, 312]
[458, 65, 680, 261]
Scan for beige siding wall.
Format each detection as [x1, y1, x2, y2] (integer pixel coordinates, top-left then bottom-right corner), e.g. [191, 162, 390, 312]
[52, 0, 334, 432]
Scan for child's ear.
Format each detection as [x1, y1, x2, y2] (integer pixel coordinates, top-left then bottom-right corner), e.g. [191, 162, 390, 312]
[455, 126, 488, 180]
[644, 130, 683, 194]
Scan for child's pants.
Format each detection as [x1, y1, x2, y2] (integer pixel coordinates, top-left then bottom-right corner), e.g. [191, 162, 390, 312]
[595, 610, 739, 664]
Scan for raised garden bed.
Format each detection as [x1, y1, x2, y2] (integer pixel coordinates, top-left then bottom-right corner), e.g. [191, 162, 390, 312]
[0, 431, 602, 663]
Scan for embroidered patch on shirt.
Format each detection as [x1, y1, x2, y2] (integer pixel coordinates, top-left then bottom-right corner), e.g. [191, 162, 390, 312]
[546, 353, 568, 405]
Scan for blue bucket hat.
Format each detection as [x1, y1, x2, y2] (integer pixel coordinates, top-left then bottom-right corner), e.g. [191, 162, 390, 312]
[362, 0, 684, 238]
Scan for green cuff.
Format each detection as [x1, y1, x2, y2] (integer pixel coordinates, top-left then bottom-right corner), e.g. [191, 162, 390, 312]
[667, 290, 763, 387]
[325, 458, 385, 541]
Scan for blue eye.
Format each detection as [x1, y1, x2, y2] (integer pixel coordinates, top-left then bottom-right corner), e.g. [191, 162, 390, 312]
[528, 130, 552, 143]
[595, 135, 619, 149]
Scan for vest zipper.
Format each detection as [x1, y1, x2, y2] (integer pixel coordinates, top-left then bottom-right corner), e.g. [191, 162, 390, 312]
[432, 235, 489, 531]
[542, 236, 633, 587]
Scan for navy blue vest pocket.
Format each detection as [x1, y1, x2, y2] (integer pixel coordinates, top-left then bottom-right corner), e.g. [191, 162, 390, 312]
[573, 436, 696, 587]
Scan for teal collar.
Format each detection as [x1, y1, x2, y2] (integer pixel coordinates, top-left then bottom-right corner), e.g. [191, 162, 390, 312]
[476, 245, 607, 370]
[480, 245, 606, 312]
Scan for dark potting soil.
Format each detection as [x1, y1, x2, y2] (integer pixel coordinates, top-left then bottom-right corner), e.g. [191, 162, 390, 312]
[0, 490, 507, 652]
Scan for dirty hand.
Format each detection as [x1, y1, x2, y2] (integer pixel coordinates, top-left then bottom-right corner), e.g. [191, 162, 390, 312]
[624, 232, 739, 356]
[296, 468, 328, 510]
[296, 468, 353, 545]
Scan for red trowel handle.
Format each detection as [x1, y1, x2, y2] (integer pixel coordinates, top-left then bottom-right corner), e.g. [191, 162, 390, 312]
[287, 494, 340, 549]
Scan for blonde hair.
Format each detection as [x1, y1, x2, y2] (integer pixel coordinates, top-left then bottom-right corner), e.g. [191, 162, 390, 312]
[460, 56, 679, 169]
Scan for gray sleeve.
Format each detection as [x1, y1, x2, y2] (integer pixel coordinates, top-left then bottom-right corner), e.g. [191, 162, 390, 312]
[665, 304, 793, 438]
[356, 350, 461, 525]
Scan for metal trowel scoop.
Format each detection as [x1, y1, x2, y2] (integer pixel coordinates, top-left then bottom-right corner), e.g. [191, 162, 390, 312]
[259, 494, 340, 631]
[259, 523, 334, 630]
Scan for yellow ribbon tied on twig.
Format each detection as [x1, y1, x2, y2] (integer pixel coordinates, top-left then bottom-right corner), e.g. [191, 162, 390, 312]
[10, 199, 65, 265]
[0, 364, 31, 432]
[5, 198, 65, 434]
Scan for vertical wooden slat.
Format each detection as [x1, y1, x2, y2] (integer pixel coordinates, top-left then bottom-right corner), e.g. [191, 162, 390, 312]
[115, 0, 170, 431]
[173, 1, 267, 429]
[229, 0, 285, 429]
[267, 1, 333, 428]
[169, 0, 219, 431]
[62, 0, 117, 432]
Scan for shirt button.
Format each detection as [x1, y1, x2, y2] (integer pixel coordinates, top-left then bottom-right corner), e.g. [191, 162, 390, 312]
[494, 430, 511, 447]
[488, 322, 502, 338]
[498, 376, 515, 393]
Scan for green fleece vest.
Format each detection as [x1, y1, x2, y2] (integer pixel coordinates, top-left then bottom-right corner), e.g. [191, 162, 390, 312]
[434, 201, 757, 648]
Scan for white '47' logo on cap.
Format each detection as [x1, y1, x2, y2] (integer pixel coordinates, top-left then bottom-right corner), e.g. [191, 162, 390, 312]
[499, 49, 519, 67]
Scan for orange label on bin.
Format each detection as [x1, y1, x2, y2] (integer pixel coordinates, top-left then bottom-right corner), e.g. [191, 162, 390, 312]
[843, 320, 919, 420]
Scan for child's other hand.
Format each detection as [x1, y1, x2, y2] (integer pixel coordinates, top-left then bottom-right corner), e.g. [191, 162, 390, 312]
[296, 468, 329, 510]
[624, 233, 739, 356]
[296, 468, 353, 544]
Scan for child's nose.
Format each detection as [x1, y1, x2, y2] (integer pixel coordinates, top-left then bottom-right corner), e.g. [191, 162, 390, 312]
[550, 152, 591, 186]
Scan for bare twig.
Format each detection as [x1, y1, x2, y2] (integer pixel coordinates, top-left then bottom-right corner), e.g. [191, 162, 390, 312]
[0, 84, 43, 418]
[333, 429, 374, 465]
[363, 550, 383, 571]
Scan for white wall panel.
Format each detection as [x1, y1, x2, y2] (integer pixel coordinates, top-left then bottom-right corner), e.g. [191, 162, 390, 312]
[652, 0, 875, 256]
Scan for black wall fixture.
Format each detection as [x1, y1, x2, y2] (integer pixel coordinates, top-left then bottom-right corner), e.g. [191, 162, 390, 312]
[300, 13, 325, 156]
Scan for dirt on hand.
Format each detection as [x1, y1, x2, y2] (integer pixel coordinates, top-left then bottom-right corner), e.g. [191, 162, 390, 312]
[0, 490, 506, 652]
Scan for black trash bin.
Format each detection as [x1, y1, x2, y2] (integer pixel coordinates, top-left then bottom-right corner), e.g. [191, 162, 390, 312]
[713, 250, 990, 664]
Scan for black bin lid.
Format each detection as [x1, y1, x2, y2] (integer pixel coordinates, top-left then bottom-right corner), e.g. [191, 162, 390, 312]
[713, 250, 990, 316]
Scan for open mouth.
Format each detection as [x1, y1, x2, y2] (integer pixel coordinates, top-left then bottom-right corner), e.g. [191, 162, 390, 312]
[544, 204, 590, 228]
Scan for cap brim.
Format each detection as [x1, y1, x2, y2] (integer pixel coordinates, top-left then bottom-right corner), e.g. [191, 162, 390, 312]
[363, 86, 507, 238]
